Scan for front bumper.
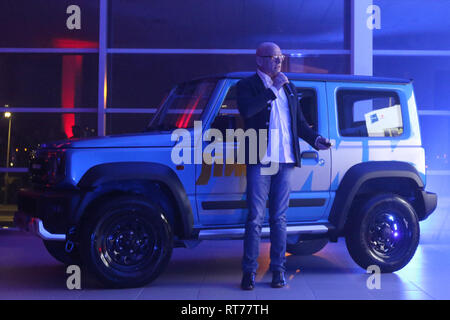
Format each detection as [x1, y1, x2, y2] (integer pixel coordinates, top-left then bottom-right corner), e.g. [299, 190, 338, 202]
[14, 211, 66, 241]
[421, 190, 438, 220]
[15, 187, 80, 235]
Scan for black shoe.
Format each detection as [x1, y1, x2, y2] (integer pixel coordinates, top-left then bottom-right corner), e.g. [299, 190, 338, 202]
[271, 271, 287, 288]
[241, 272, 256, 290]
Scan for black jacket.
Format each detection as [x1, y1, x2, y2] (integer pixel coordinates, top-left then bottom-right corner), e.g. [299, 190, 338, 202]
[236, 73, 319, 167]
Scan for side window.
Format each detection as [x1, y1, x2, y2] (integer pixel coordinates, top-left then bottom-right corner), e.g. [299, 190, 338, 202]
[211, 85, 319, 134]
[337, 89, 403, 137]
[296, 87, 318, 132]
[210, 85, 245, 136]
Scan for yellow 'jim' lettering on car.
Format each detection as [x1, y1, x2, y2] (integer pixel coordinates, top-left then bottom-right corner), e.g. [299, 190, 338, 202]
[196, 162, 246, 185]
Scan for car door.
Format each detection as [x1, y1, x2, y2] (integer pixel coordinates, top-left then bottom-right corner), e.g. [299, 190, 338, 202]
[287, 81, 331, 222]
[195, 79, 248, 226]
[195, 79, 331, 226]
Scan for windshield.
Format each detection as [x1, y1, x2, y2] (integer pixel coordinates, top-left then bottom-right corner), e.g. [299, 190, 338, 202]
[147, 79, 218, 131]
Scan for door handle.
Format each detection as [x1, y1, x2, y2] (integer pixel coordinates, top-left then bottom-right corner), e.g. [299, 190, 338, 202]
[301, 151, 318, 160]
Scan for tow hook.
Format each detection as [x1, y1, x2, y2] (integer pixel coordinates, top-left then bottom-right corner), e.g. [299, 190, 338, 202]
[65, 240, 75, 253]
[65, 226, 77, 253]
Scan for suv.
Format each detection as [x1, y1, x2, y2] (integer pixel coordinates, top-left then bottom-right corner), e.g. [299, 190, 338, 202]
[14, 72, 437, 288]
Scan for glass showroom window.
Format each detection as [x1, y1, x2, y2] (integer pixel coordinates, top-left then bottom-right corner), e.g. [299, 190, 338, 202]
[0, 0, 99, 48]
[373, 0, 450, 50]
[109, 0, 347, 50]
[0, 54, 98, 109]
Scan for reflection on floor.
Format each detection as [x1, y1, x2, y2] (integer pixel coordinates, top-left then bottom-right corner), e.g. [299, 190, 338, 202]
[0, 233, 448, 300]
[0, 198, 448, 300]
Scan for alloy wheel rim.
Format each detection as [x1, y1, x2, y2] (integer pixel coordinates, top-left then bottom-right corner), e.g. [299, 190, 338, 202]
[367, 211, 410, 258]
[94, 210, 161, 272]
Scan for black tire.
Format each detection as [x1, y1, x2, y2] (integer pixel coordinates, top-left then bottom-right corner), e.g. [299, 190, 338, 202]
[286, 238, 328, 256]
[345, 194, 420, 273]
[80, 195, 173, 288]
[43, 240, 81, 266]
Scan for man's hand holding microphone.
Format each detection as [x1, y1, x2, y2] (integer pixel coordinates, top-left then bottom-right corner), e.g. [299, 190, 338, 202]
[315, 136, 332, 150]
[272, 72, 332, 151]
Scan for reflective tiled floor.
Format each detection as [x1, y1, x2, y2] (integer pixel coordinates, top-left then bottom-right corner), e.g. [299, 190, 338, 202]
[0, 198, 449, 300]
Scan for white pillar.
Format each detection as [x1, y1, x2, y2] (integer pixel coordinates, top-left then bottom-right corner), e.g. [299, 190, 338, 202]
[351, 0, 373, 76]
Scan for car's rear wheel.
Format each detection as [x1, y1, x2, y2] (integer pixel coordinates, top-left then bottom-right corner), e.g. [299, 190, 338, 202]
[80, 195, 173, 288]
[345, 194, 420, 273]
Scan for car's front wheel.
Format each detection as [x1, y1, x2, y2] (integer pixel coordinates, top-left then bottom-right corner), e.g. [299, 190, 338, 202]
[345, 194, 420, 273]
[80, 195, 173, 288]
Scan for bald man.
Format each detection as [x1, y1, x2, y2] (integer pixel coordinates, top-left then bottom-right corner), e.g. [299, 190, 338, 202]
[237, 42, 331, 290]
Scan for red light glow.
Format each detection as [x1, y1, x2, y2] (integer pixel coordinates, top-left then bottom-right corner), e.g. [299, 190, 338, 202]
[52, 39, 98, 49]
[61, 55, 83, 138]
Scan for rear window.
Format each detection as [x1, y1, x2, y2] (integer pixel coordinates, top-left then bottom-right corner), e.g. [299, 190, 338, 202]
[337, 89, 403, 137]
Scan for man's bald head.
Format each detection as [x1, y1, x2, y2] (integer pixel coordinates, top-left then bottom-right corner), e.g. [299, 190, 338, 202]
[256, 42, 281, 57]
[256, 42, 283, 78]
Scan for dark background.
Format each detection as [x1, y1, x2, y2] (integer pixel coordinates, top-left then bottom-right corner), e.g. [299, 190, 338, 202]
[0, 0, 449, 204]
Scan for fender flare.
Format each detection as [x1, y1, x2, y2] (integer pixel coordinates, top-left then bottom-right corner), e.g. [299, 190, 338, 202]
[74, 162, 194, 238]
[329, 161, 424, 236]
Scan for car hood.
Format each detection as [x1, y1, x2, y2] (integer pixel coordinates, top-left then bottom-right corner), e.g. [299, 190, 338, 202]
[41, 131, 177, 149]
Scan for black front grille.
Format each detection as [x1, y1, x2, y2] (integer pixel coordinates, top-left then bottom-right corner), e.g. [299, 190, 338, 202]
[17, 188, 73, 233]
[29, 149, 65, 185]
[29, 154, 46, 184]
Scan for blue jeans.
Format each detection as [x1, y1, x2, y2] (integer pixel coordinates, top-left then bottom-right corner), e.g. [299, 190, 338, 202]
[242, 162, 295, 273]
